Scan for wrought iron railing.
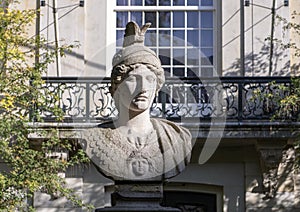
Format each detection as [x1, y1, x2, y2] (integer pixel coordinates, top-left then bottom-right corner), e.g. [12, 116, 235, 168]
[38, 76, 298, 123]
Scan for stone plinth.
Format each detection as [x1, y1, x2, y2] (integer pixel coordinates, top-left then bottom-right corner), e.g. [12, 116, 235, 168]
[96, 183, 180, 212]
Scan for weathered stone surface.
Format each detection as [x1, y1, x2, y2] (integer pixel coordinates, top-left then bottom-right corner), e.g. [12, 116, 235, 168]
[80, 118, 192, 181]
[96, 184, 181, 212]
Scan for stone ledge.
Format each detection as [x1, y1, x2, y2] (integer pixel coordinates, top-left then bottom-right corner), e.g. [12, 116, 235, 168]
[28, 120, 300, 139]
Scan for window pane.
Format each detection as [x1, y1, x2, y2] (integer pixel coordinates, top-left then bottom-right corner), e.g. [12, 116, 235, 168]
[187, 67, 199, 77]
[173, 0, 184, 6]
[159, 12, 171, 28]
[164, 67, 171, 77]
[159, 49, 171, 65]
[159, 0, 171, 6]
[131, 12, 142, 26]
[173, 68, 185, 77]
[131, 0, 142, 5]
[159, 30, 171, 46]
[187, 30, 199, 46]
[117, 12, 128, 28]
[145, 0, 157, 6]
[173, 49, 185, 65]
[187, 12, 199, 28]
[187, 48, 199, 65]
[173, 0, 185, 6]
[201, 30, 213, 47]
[201, 48, 213, 65]
[187, 0, 199, 6]
[201, 12, 213, 28]
[145, 12, 156, 28]
[173, 11, 184, 28]
[150, 48, 157, 54]
[117, 0, 128, 6]
[201, 67, 213, 77]
[116, 30, 124, 47]
[173, 30, 185, 46]
[145, 30, 157, 46]
[201, 0, 213, 6]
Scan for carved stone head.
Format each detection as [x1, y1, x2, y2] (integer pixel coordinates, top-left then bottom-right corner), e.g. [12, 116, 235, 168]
[110, 22, 165, 106]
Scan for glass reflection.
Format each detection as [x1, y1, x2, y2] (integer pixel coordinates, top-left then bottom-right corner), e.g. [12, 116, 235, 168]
[187, 0, 199, 6]
[159, 30, 171, 46]
[201, 48, 213, 65]
[145, 31, 157, 46]
[173, 11, 184, 28]
[173, 30, 185, 46]
[150, 48, 157, 54]
[201, 67, 213, 77]
[131, 0, 142, 5]
[117, 0, 128, 6]
[159, 12, 171, 28]
[201, 30, 213, 47]
[145, 0, 157, 6]
[187, 48, 199, 65]
[117, 12, 128, 28]
[187, 12, 199, 28]
[159, 0, 171, 6]
[164, 67, 171, 77]
[158, 30, 171, 46]
[173, 68, 185, 77]
[131, 12, 142, 26]
[145, 12, 156, 28]
[159, 49, 170, 65]
[173, 49, 185, 65]
[173, 0, 184, 6]
[187, 30, 199, 46]
[201, 12, 213, 28]
[201, 0, 213, 6]
[116, 30, 124, 47]
[187, 67, 199, 77]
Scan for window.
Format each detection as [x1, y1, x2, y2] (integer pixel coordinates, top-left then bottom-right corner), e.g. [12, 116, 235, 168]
[114, 0, 217, 77]
[163, 182, 223, 212]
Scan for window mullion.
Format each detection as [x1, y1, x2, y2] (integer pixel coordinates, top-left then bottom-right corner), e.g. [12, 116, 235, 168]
[184, 10, 188, 76]
[170, 11, 173, 77]
[114, 6, 214, 12]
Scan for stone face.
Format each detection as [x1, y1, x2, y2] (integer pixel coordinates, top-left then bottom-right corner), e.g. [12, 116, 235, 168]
[79, 22, 192, 181]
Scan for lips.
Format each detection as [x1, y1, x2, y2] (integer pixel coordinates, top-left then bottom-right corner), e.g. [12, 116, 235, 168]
[134, 95, 148, 101]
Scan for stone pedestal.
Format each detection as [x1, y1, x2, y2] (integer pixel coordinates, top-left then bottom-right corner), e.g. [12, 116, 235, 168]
[96, 183, 180, 212]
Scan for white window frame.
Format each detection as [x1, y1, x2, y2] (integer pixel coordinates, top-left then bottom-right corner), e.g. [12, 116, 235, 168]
[107, 0, 222, 77]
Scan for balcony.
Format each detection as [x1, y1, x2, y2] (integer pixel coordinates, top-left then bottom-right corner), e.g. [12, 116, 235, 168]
[35, 76, 299, 138]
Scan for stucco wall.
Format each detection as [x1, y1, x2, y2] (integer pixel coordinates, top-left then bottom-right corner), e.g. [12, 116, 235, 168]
[222, 0, 290, 76]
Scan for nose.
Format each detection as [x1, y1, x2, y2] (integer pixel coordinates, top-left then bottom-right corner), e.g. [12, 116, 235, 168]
[137, 76, 151, 92]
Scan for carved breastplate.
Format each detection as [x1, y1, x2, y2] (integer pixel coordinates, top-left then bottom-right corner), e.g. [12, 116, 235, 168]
[81, 128, 164, 180]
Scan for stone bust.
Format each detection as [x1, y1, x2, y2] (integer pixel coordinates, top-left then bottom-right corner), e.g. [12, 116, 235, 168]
[80, 22, 192, 181]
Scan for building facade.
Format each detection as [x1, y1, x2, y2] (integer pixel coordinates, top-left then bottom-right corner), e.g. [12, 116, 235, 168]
[16, 0, 300, 211]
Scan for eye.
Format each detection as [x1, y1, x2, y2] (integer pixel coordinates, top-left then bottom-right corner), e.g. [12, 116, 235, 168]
[146, 76, 156, 82]
[125, 76, 136, 82]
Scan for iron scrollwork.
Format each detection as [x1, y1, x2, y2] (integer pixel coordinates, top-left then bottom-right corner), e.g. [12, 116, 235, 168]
[38, 77, 294, 123]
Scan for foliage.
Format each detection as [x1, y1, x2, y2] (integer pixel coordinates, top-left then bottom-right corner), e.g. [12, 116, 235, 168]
[268, 11, 300, 168]
[276, 11, 300, 57]
[276, 11, 300, 168]
[278, 77, 300, 168]
[0, 0, 90, 210]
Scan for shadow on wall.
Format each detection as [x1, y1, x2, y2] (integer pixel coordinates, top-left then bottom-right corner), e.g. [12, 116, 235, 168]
[247, 146, 300, 211]
[224, 38, 291, 77]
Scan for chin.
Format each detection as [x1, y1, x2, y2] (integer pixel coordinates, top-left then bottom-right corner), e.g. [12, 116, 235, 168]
[130, 102, 150, 111]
